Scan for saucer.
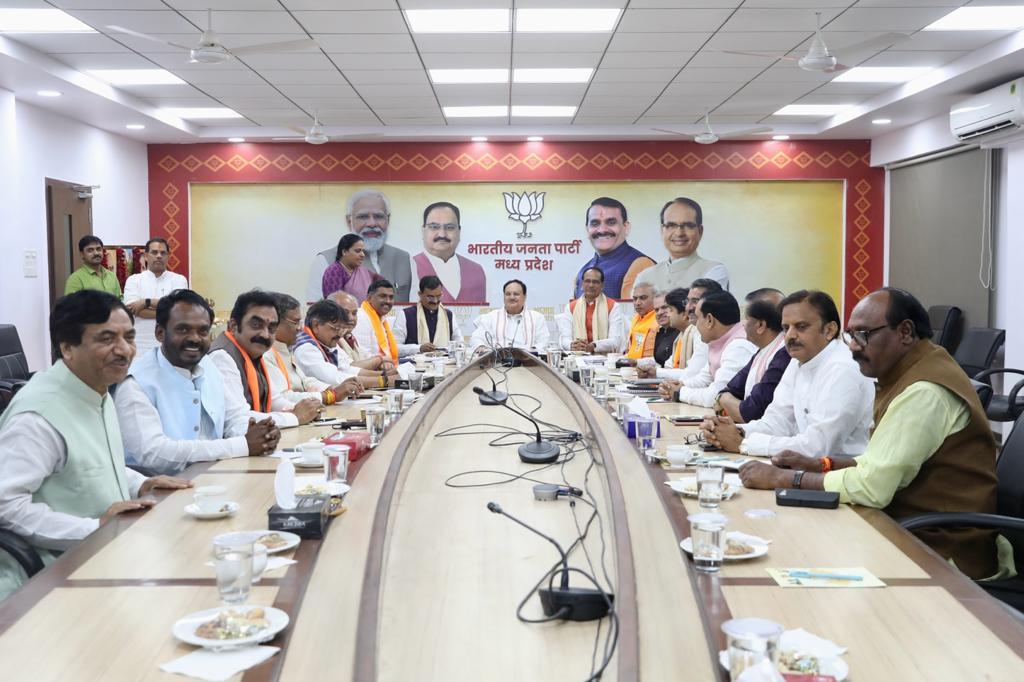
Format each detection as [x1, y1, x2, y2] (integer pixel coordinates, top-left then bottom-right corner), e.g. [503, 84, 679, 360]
[184, 501, 239, 520]
[293, 459, 322, 469]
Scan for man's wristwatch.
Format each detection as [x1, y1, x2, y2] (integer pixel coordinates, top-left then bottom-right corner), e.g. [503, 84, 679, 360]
[792, 470, 805, 489]
[145, 298, 151, 309]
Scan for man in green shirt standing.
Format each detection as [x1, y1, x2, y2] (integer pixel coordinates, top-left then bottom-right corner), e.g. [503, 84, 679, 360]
[64, 235, 121, 298]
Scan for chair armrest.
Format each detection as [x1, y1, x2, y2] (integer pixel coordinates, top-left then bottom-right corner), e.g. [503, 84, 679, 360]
[900, 512, 1024, 534]
[0, 529, 44, 578]
[974, 368, 1024, 383]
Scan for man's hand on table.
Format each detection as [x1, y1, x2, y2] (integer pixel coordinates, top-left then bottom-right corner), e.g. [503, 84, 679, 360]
[772, 450, 823, 472]
[291, 397, 321, 425]
[701, 415, 743, 452]
[637, 364, 657, 379]
[737, 461, 790, 490]
[138, 475, 193, 497]
[245, 417, 280, 456]
[658, 380, 680, 400]
[100, 499, 156, 524]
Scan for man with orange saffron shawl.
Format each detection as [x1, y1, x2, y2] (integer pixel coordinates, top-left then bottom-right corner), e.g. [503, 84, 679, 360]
[351, 279, 400, 366]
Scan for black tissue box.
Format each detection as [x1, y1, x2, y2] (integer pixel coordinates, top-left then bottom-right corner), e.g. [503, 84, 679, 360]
[268, 494, 330, 538]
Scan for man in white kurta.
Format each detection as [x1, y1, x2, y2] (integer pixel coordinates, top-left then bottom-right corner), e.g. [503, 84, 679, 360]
[470, 279, 550, 353]
[555, 266, 624, 354]
[122, 238, 188, 353]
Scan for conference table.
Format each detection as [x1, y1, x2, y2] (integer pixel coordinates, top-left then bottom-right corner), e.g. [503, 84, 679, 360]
[0, 351, 1022, 681]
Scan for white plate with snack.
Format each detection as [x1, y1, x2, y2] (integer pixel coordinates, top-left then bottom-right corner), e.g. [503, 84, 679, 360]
[666, 476, 738, 500]
[254, 530, 300, 554]
[294, 476, 350, 497]
[173, 605, 289, 650]
[184, 502, 239, 520]
[680, 532, 770, 561]
[717, 650, 849, 681]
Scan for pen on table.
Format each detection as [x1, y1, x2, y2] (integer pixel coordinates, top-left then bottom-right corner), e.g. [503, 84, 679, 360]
[787, 570, 863, 581]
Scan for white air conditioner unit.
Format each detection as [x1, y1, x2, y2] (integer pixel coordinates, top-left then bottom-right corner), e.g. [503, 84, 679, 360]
[950, 78, 1024, 146]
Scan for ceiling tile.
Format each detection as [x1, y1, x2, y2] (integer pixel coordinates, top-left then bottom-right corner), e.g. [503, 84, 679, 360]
[278, 84, 361, 98]
[662, 81, 741, 97]
[706, 31, 811, 52]
[811, 81, 897, 96]
[146, 96, 221, 107]
[685, 50, 776, 68]
[55, 52, 156, 70]
[900, 30, 1015, 52]
[217, 96, 296, 109]
[314, 34, 416, 53]
[573, 116, 639, 124]
[291, 97, 366, 108]
[514, 34, 611, 52]
[752, 64, 835, 83]
[601, 52, 692, 68]
[422, 53, 510, 69]
[630, 0, 741, 7]
[719, 8, 843, 32]
[618, 9, 733, 33]
[344, 70, 430, 85]
[331, 53, 425, 70]
[109, 35, 198, 54]
[70, 10, 200, 34]
[415, 34, 511, 53]
[178, 10, 304, 33]
[860, 50, 967, 68]
[673, 66, 766, 83]
[51, 1, 166, 8]
[826, 7, 955, 33]
[169, 67, 262, 85]
[607, 32, 710, 52]
[234, 53, 336, 70]
[260, 70, 350, 86]
[511, 83, 587, 99]
[8, 33, 129, 54]
[361, 96, 440, 109]
[282, 0, 399, 9]
[357, 83, 435, 98]
[586, 82, 666, 98]
[166, 1, 284, 9]
[593, 68, 677, 83]
[291, 10, 407, 34]
[199, 83, 282, 97]
[735, 81, 815, 97]
[434, 84, 507, 106]
[512, 52, 601, 69]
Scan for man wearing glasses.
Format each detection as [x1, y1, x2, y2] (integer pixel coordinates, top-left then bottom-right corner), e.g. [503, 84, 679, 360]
[393, 276, 465, 355]
[634, 197, 729, 293]
[306, 189, 412, 303]
[410, 201, 487, 304]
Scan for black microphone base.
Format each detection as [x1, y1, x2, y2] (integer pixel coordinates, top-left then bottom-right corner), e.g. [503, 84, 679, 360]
[518, 440, 560, 464]
[539, 586, 614, 622]
[478, 390, 508, 406]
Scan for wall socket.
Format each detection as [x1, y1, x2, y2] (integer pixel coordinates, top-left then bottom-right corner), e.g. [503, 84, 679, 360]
[23, 249, 37, 278]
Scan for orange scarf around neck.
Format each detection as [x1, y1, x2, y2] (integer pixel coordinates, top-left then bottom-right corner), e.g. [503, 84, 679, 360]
[626, 310, 658, 360]
[361, 300, 398, 364]
[223, 331, 272, 412]
[270, 347, 292, 390]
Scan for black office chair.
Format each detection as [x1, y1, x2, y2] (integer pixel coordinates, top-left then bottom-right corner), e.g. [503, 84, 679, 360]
[971, 379, 994, 410]
[953, 327, 1005, 379]
[901, 414, 1024, 612]
[928, 305, 964, 355]
[0, 324, 32, 412]
[974, 369, 1024, 423]
[0, 529, 44, 579]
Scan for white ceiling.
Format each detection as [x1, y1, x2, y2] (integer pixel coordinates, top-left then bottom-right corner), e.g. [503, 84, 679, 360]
[1, 0, 1023, 142]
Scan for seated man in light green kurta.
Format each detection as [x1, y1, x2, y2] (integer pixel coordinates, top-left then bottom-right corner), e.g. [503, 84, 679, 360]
[0, 290, 191, 600]
[63, 235, 122, 298]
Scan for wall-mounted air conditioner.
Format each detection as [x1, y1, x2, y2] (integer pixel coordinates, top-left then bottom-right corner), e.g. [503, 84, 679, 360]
[950, 78, 1024, 146]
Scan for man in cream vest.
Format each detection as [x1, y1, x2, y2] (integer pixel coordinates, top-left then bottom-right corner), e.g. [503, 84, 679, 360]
[116, 289, 280, 476]
[634, 197, 729, 293]
[0, 291, 190, 600]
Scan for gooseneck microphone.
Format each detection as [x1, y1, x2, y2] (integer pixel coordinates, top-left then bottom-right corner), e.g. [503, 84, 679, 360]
[472, 387, 561, 464]
[487, 502, 613, 622]
[476, 368, 508, 406]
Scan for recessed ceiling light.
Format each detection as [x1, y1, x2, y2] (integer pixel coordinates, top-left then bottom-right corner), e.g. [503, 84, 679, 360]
[772, 135, 790, 141]
[443, 106, 508, 118]
[832, 67, 931, 83]
[512, 105, 576, 117]
[872, 118, 892, 125]
[88, 69, 185, 86]
[228, 137, 245, 142]
[513, 68, 593, 84]
[527, 136, 544, 142]
[515, 9, 621, 32]
[36, 90, 62, 97]
[0, 9, 94, 33]
[429, 69, 509, 84]
[774, 104, 852, 117]
[924, 6, 1024, 31]
[405, 9, 510, 33]
[471, 136, 488, 142]
[161, 107, 243, 120]
[125, 124, 145, 130]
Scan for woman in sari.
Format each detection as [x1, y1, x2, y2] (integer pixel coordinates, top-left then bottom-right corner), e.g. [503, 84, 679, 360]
[321, 233, 379, 303]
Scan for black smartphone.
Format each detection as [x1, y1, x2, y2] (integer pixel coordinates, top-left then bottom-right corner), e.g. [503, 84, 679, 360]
[332, 419, 367, 430]
[668, 415, 705, 424]
[699, 442, 720, 452]
[775, 488, 840, 509]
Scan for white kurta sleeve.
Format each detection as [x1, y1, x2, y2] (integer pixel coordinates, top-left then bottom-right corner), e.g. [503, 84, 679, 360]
[122, 273, 143, 305]
[556, 311, 574, 351]
[594, 303, 625, 354]
[677, 339, 757, 408]
[470, 313, 494, 352]
[531, 311, 551, 351]
[292, 343, 357, 386]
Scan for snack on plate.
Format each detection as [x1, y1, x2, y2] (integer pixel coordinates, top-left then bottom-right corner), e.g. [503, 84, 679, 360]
[194, 608, 269, 640]
[257, 533, 288, 550]
[296, 483, 327, 496]
[724, 538, 755, 556]
[779, 651, 821, 675]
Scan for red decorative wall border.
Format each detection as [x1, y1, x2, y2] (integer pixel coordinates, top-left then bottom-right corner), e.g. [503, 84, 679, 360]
[148, 140, 883, 316]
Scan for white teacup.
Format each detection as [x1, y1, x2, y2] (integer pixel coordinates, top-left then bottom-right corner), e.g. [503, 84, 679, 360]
[193, 485, 228, 513]
[620, 367, 638, 382]
[251, 543, 268, 582]
[666, 444, 692, 467]
[299, 441, 323, 465]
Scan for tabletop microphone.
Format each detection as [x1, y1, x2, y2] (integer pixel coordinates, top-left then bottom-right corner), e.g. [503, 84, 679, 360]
[472, 387, 561, 464]
[486, 502, 612, 622]
[476, 367, 508, 406]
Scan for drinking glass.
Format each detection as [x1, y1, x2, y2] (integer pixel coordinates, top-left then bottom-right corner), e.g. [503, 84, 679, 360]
[689, 512, 727, 574]
[409, 371, 425, 393]
[592, 375, 609, 401]
[385, 389, 405, 416]
[213, 535, 254, 605]
[579, 364, 594, 391]
[548, 348, 563, 371]
[721, 618, 784, 681]
[324, 444, 350, 491]
[616, 401, 630, 422]
[366, 407, 386, 447]
[697, 463, 726, 509]
[634, 415, 657, 455]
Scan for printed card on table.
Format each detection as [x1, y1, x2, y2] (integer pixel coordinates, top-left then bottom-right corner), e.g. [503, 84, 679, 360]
[767, 567, 886, 588]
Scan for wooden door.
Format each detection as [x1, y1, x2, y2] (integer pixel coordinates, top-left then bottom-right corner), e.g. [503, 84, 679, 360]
[45, 178, 93, 305]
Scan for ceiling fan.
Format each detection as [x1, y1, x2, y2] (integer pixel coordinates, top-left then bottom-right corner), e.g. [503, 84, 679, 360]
[107, 9, 318, 65]
[653, 112, 771, 145]
[719, 11, 907, 74]
[275, 113, 384, 145]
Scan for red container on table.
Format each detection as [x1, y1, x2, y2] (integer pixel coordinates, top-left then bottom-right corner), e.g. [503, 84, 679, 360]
[322, 431, 371, 462]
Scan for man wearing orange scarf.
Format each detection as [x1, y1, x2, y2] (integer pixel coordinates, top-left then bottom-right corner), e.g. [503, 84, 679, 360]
[352, 279, 399, 365]
[625, 281, 659, 360]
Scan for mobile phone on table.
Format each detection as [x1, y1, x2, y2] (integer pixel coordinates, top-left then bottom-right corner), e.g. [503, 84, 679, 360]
[668, 415, 705, 425]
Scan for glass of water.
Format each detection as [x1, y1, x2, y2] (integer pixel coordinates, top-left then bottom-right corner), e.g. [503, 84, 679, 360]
[213, 535, 254, 605]
[548, 348, 563, 371]
[697, 462, 726, 509]
[579, 363, 594, 390]
[592, 375, 609, 401]
[634, 415, 657, 455]
[689, 512, 727, 574]
[366, 407, 386, 446]
[324, 444, 350, 492]
[721, 618, 784, 681]
[409, 371, 425, 393]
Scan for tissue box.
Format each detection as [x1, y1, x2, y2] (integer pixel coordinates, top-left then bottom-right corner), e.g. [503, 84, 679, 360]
[268, 494, 330, 538]
[623, 414, 662, 439]
[322, 431, 371, 461]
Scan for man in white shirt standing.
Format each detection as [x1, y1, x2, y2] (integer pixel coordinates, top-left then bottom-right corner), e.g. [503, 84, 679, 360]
[116, 289, 280, 476]
[123, 238, 188, 354]
[667, 291, 757, 407]
[702, 289, 874, 458]
[556, 267, 624, 354]
[471, 279, 550, 353]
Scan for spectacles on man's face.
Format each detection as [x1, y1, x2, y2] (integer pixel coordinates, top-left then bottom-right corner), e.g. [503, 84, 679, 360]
[321, 321, 343, 332]
[353, 212, 389, 222]
[424, 223, 459, 233]
[662, 222, 699, 231]
[842, 325, 888, 348]
[282, 317, 302, 328]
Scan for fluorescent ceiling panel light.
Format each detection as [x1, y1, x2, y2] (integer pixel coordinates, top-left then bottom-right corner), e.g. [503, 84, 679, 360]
[161, 107, 242, 119]
[228, 137, 245, 142]
[872, 118, 892, 125]
[924, 6, 1024, 31]
[512, 105, 576, 117]
[88, 69, 186, 86]
[37, 90, 61, 97]
[443, 106, 508, 117]
[471, 136, 488, 141]
[0, 9, 94, 33]
[125, 124, 145, 130]
[429, 69, 509, 84]
[832, 67, 930, 83]
[513, 68, 593, 84]
[527, 136, 544, 141]
[515, 8, 620, 32]
[772, 135, 790, 140]
[405, 9, 509, 33]
[774, 104, 852, 116]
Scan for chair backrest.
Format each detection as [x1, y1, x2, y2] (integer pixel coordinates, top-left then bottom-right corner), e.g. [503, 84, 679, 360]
[953, 327, 1005, 379]
[928, 305, 963, 354]
[996, 414, 1024, 519]
[971, 379, 994, 409]
[0, 325, 30, 381]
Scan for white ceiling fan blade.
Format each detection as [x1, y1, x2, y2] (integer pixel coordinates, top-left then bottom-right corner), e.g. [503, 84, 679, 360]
[718, 126, 773, 138]
[719, 49, 798, 62]
[834, 32, 909, 61]
[230, 38, 319, 56]
[106, 25, 192, 51]
[651, 127, 691, 137]
[287, 125, 309, 135]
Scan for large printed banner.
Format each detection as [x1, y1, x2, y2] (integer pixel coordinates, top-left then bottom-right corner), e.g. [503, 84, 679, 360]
[190, 179, 843, 314]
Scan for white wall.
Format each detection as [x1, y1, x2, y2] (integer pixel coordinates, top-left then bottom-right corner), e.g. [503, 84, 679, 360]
[0, 88, 149, 370]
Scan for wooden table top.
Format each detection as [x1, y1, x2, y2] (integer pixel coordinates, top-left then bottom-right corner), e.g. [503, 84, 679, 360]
[0, 357, 1022, 682]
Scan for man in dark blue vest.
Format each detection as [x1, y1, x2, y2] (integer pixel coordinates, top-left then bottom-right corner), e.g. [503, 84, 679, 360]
[393, 276, 465, 354]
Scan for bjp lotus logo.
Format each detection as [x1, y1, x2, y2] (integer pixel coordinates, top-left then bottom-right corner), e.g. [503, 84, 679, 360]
[503, 191, 545, 238]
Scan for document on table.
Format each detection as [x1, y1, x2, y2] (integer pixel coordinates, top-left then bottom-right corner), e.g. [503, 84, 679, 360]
[767, 567, 886, 588]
